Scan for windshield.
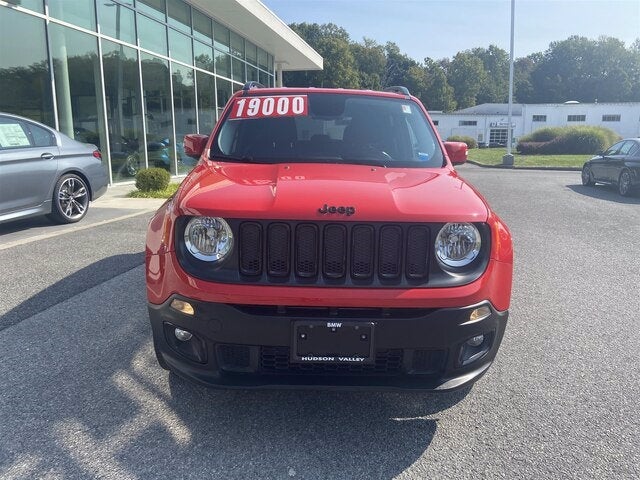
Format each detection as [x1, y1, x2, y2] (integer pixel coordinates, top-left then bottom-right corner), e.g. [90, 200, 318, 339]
[212, 93, 444, 168]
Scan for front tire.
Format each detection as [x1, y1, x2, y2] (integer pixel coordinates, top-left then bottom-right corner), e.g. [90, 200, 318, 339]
[48, 174, 90, 224]
[618, 170, 632, 197]
[581, 165, 595, 186]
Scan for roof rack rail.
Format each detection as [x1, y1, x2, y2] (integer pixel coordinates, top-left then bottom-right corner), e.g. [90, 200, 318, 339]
[242, 81, 266, 94]
[384, 86, 411, 96]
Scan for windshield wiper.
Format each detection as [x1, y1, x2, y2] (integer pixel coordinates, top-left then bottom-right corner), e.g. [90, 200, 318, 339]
[210, 153, 267, 163]
[340, 157, 390, 167]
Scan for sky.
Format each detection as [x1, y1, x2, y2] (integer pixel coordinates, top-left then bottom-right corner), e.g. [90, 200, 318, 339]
[262, 0, 640, 61]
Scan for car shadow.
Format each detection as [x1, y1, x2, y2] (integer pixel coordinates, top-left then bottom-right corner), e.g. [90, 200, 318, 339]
[567, 184, 640, 204]
[0, 252, 144, 331]
[0, 215, 56, 235]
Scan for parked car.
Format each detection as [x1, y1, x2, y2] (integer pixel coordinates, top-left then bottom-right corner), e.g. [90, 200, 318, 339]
[581, 139, 640, 196]
[145, 83, 513, 391]
[0, 112, 108, 224]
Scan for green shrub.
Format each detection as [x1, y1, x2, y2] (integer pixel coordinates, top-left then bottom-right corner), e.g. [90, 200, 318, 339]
[517, 126, 620, 155]
[135, 168, 170, 192]
[447, 135, 478, 149]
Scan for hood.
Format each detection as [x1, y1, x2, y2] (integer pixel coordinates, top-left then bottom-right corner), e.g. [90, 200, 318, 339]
[178, 162, 488, 223]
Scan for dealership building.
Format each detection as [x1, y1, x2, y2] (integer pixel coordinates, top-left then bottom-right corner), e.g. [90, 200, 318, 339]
[431, 102, 640, 147]
[0, 0, 322, 183]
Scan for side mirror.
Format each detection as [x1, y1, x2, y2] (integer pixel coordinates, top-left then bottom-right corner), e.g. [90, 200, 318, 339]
[183, 134, 209, 159]
[444, 141, 468, 165]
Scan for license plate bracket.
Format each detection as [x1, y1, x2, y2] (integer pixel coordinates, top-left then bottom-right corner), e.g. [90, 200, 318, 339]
[291, 321, 375, 364]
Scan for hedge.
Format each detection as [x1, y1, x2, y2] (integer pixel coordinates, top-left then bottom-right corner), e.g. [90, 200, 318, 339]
[135, 167, 171, 192]
[446, 135, 478, 149]
[517, 126, 619, 155]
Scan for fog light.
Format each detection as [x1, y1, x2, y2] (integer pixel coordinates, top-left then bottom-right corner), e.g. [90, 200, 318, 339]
[170, 299, 194, 315]
[466, 334, 484, 347]
[174, 328, 193, 342]
[468, 306, 491, 323]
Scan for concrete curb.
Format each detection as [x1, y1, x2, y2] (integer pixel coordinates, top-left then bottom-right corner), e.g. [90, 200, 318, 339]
[466, 159, 581, 172]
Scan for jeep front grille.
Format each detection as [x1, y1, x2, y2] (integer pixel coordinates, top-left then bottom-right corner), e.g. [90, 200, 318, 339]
[238, 221, 430, 286]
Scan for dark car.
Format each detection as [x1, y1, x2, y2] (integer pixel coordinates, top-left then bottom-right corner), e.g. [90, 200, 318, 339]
[582, 139, 640, 196]
[0, 113, 108, 224]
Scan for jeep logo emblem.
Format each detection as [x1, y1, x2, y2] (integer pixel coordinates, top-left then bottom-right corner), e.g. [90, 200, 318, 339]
[318, 204, 356, 216]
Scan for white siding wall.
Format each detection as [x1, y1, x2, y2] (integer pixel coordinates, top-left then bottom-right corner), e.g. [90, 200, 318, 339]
[431, 103, 640, 142]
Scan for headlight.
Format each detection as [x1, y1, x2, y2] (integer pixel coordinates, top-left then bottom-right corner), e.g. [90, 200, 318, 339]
[435, 223, 481, 268]
[184, 216, 233, 262]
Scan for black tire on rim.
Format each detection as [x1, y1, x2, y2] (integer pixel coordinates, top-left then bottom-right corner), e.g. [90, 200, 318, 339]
[125, 153, 140, 176]
[618, 170, 632, 197]
[48, 173, 90, 224]
[581, 165, 595, 186]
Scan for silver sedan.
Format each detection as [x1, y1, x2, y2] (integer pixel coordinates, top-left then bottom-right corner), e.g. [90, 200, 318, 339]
[0, 113, 108, 224]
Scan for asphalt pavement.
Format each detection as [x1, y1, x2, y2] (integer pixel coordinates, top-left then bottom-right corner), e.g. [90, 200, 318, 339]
[0, 167, 639, 479]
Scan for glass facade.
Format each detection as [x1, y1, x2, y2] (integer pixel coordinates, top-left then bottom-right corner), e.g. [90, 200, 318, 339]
[0, 0, 276, 183]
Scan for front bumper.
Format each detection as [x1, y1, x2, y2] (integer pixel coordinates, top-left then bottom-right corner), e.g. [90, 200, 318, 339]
[149, 296, 508, 391]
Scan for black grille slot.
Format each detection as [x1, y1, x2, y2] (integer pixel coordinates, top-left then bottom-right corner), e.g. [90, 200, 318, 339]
[295, 224, 318, 277]
[239, 222, 262, 276]
[267, 223, 290, 277]
[351, 225, 374, 279]
[260, 347, 403, 375]
[406, 226, 429, 280]
[379, 226, 402, 279]
[323, 224, 347, 279]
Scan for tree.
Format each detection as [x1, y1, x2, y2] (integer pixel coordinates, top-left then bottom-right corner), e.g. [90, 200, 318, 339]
[471, 45, 509, 104]
[448, 51, 487, 108]
[351, 38, 386, 90]
[422, 58, 457, 112]
[283, 23, 359, 88]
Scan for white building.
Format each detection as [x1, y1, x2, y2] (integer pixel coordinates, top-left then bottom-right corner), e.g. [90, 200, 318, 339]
[431, 102, 640, 146]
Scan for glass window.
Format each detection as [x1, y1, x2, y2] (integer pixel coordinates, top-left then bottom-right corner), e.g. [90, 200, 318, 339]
[603, 141, 623, 156]
[172, 63, 196, 174]
[98, 2, 136, 45]
[257, 48, 268, 71]
[245, 41, 257, 66]
[268, 54, 274, 74]
[137, 0, 165, 22]
[215, 50, 230, 78]
[567, 115, 586, 122]
[168, 0, 191, 33]
[489, 129, 509, 144]
[196, 71, 215, 133]
[602, 114, 621, 122]
[49, 0, 96, 31]
[216, 78, 231, 119]
[212, 94, 444, 168]
[232, 58, 244, 83]
[0, 8, 54, 125]
[0, 117, 54, 149]
[102, 39, 145, 182]
[230, 31, 244, 59]
[532, 115, 546, 122]
[194, 41, 214, 72]
[618, 141, 635, 156]
[5, 0, 43, 13]
[138, 14, 167, 56]
[169, 28, 193, 65]
[246, 65, 258, 82]
[192, 8, 212, 44]
[213, 21, 229, 52]
[459, 120, 477, 126]
[141, 53, 175, 174]
[49, 24, 107, 154]
[259, 70, 270, 87]
[629, 143, 640, 157]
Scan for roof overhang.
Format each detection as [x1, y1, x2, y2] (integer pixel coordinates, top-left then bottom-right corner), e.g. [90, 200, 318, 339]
[188, 0, 323, 72]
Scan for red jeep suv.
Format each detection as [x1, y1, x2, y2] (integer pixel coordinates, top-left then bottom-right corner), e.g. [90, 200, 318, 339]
[145, 83, 513, 391]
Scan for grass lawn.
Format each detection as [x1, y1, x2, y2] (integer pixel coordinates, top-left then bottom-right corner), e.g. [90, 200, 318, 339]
[467, 148, 589, 168]
[128, 182, 180, 199]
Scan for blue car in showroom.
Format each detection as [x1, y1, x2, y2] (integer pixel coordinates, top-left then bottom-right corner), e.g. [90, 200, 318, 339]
[0, 112, 108, 224]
